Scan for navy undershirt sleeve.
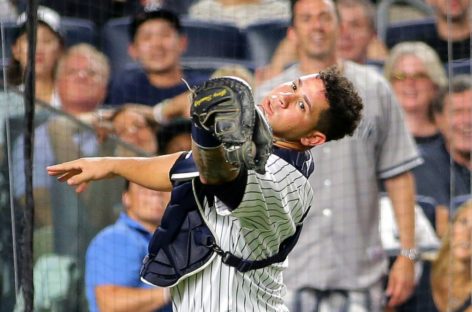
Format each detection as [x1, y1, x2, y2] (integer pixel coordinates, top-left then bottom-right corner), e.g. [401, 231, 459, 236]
[202, 169, 248, 210]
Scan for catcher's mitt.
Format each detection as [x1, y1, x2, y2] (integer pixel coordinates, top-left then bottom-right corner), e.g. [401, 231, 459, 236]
[191, 76, 272, 173]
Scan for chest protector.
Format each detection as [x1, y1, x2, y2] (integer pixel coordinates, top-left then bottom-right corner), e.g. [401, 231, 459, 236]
[140, 149, 313, 288]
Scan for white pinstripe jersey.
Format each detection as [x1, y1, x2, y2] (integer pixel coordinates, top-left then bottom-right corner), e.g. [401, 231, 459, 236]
[169, 148, 314, 311]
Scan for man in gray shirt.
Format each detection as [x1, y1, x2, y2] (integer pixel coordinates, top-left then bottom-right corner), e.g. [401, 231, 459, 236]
[256, 0, 422, 310]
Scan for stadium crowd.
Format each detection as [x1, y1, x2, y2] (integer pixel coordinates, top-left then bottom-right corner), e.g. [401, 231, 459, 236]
[0, 0, 470, 311]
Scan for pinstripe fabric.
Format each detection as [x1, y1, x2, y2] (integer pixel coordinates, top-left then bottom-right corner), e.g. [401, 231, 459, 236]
[170, 153, 314, 311]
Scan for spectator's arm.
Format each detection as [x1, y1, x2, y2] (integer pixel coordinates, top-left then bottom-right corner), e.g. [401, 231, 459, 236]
[256, 37, 298, 85]
[384, 171, 416, 307]
[96, 285, 170, 312]
[123, 92, 191, 125]
[435, 204, 449, 238]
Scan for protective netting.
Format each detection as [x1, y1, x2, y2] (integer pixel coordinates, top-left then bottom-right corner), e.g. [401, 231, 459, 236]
[0, 0, 470, 311]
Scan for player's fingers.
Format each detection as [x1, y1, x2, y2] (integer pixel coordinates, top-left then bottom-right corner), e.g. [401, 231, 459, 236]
[56, 169, 83, 182]
[47, 161, 82, 175]
[75, 182, 89, 193]
[65, 171, 93, 186]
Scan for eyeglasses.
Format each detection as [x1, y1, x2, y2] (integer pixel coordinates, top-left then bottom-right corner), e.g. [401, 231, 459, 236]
[391, 72, 430, 81]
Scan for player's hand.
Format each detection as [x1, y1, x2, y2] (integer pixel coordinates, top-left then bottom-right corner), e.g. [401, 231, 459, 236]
[385, 256, 415, 307]
[46, 158, 116, 193]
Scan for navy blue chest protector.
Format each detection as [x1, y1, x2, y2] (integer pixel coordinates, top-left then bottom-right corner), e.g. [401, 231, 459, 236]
[140, 148, 313, 287]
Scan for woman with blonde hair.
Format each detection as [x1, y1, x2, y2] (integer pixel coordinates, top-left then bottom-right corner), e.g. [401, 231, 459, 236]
[384, 41, 447, 144]
[431, 200, 472, 312]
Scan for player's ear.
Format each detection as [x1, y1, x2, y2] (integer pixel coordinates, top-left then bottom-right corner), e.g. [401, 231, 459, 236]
[300, 131, 326, 147]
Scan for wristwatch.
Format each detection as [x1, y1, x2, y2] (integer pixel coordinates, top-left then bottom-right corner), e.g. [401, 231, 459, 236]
[400, 248, 420, 262]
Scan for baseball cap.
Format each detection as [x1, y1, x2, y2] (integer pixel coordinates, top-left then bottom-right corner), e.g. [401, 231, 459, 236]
[129, 7, 182, 41]
[14, 6, 63, 41]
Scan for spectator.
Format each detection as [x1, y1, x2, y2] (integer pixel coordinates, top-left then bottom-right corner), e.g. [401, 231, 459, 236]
[412, 75, 472, 209]
[256, 0, 421, 310]
[188, 0, 290, 28]
[118, 64, 255, 127]
[8, 5, 64, 106]
[384, 41, 447, 144]
[110, 107, 159, 156]
[10, 43, 116, 260]
[106, 8, 207, 106]
[12, 42, 109, 204]
[387, 0, 471, 62]
[336, 0, 388, 64]
[259, 0, 387, 84]
[431, 199, 472, 312]
[85, 181, 172, 312]
[156, 117, 191, 154]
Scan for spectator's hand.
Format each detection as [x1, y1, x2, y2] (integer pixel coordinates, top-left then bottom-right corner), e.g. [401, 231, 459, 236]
[47, 158, 117, 193]
[151, 92, 191, 125]
[90, 109, 115, 143]
[122, 103, 154, 120]
[385, 256, 415, 307]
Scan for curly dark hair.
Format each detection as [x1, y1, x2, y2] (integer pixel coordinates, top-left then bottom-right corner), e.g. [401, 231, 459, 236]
[316, 66, 363, 141]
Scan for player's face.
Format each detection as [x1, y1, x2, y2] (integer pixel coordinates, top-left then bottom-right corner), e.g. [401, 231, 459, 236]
[125, 183, 170, 229]
[337, 4, 374, 63]
[436, 90, 472, 155]
[391, 54, 437, 116]
[129, 19, 186, 74]
[290, 0, 339, 61]
[451, 206, 472, 260]
[259, 74, 329, 142]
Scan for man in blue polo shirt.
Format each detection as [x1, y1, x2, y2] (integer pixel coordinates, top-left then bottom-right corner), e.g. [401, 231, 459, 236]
[85, 181, 172, 312]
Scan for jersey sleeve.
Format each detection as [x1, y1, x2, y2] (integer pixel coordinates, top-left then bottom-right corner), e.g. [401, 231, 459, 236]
[376, 77, 423, 179]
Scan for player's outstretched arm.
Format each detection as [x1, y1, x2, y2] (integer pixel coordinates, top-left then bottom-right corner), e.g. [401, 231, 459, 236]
[47, 153, 182, 193]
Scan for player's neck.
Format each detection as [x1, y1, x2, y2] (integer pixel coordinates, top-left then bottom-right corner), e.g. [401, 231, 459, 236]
[274, 138, 307, 152]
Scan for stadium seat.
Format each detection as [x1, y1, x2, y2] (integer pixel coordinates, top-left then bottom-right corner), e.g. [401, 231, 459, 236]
[446, 58, 471, 76]
[100, 16, 133, 75]
[181, 18, 247, 61]
[0, 21, 19, 67]
[60, 17, 98, 47]
[243, 19, 289, 68]
[385, 17, 435, 49]
[451, 194, 471, 212]
[376, 0, 434, 43]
